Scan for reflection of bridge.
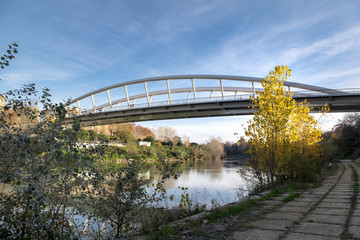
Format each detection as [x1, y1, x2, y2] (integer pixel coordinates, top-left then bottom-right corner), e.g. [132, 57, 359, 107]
[64, 75, 360, 126]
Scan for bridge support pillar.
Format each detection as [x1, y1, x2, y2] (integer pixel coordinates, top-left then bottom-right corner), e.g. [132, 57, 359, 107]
[91, 95, 96, 113]
[77, 101, 81, 113]
[144, 82, 150, 107]
[192, 78, 197, 102]
[107, 90, 112, 111]
[220, 79, 224, 100]
[167, 80, 172, 104]
[124, 85, 130, 108]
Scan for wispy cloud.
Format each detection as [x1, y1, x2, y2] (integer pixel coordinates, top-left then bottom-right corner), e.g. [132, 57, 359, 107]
[148, 0, 241, 42]
[280, 27, 360, 65]
[186, 23, 360, 88]
[1, 0, 360, 142]
[296, 66, 360, 88]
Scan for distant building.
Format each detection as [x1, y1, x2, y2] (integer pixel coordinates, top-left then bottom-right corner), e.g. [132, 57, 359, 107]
[139, 141, 151, 147]
[107, 140, 126, 147]
[66, 107, 80, 116]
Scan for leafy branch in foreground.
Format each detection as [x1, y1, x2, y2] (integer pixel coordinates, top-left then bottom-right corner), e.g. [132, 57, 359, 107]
[0, 43, 185, 239]
[0, 83, 181, 239]
[0, 42, 18, 79]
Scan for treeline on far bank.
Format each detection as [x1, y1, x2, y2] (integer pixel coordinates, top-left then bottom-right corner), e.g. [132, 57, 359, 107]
[322, 112, 360, 160]
[75, 123, 247, 162]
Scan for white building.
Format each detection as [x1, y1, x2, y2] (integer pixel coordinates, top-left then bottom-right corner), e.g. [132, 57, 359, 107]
[139, 141, 151, 147]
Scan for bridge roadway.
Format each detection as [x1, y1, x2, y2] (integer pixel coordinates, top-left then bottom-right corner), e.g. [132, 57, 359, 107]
[63, 92, 360, 127]
[63, 75, 360, 126]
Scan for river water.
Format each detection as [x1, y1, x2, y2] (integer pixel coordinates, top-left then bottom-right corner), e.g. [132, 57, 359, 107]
[0, 157, 251, 209]
[145, 156, 251, 209]
[0, 156, 251, 237]
[68, 157, 252, 236]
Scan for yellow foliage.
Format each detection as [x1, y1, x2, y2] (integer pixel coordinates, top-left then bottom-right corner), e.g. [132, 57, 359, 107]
[1, 106, 39, 125]
[245, 65, 326, 183]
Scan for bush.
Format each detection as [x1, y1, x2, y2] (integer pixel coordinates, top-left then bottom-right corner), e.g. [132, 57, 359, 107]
[0, 84, 178, 239]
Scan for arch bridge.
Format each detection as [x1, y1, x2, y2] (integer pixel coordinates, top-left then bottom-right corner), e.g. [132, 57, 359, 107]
[64, 75, 360, 126]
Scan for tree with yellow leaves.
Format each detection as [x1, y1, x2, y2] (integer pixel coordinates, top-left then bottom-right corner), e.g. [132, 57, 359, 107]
[245, 65, 325, 185]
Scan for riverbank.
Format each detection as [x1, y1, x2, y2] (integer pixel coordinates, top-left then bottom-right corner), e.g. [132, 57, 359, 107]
[140, 160, 359, 239]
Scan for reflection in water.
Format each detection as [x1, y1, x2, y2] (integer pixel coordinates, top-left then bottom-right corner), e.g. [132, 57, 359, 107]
[147, 157, 250, 209]
[1, 158, 249, 211]
[0, 158, 250, 237]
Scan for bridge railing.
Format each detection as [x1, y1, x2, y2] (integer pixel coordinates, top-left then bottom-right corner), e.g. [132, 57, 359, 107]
[66, 88, 360, 117]
[71, 94, 255, 116]
[65, 74, 357, 118]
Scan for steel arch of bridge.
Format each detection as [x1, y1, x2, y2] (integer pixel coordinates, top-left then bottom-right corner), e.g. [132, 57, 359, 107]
[64, 74, 359, 126]
[66, 75, 343, 111]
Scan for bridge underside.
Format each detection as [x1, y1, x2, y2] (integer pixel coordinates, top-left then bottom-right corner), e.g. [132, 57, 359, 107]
[63, 94, 360, 127]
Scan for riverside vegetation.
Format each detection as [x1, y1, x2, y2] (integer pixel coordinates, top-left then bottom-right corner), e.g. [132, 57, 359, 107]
[1, 44, 358, 239]
[0, 83, 231, 238]
[0, 43, 233, 239]
[147, 66, 358, 239]
[0, 82, 193, 238]
[75, 127, 226, 165]
[244, 65, 328, 185]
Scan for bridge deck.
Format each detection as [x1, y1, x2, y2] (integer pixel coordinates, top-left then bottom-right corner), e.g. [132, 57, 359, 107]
[63, 93, 360, 126]
[64, 75, 359, 126]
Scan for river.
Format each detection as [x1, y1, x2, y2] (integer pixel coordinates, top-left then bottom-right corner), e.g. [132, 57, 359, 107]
[145, 156, 251, 209]
[0, 156, 251, 210]
[0, 156, 252, 237]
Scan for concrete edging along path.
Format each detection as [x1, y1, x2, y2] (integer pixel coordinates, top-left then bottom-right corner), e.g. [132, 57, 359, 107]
[230, 160, 360, 240]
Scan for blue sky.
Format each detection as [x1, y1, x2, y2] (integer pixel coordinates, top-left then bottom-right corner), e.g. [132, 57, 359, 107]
[1, 0, 360, 143]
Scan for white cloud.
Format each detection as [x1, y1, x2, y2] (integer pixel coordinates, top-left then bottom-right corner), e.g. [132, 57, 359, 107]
[1, 67, 72, 89]
[296, 66, 360, 88]
[280, 27, 360, 65]
[185, 25, 360, 89]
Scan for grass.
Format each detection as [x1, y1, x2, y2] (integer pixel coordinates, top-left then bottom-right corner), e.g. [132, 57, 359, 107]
[311, 182, 321, 188]
[149, 225, 175, 240]
[205, 198, 259, 221]
[206, 181, 309, 221]
[260, 181, 307, 199]
[147, 175, 333, 239]
[282, 193, 300, 203]
[322, 162, 340, 179]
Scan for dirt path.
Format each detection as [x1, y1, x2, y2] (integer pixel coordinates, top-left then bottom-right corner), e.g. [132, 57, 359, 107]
[176, 160, 360, 239]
